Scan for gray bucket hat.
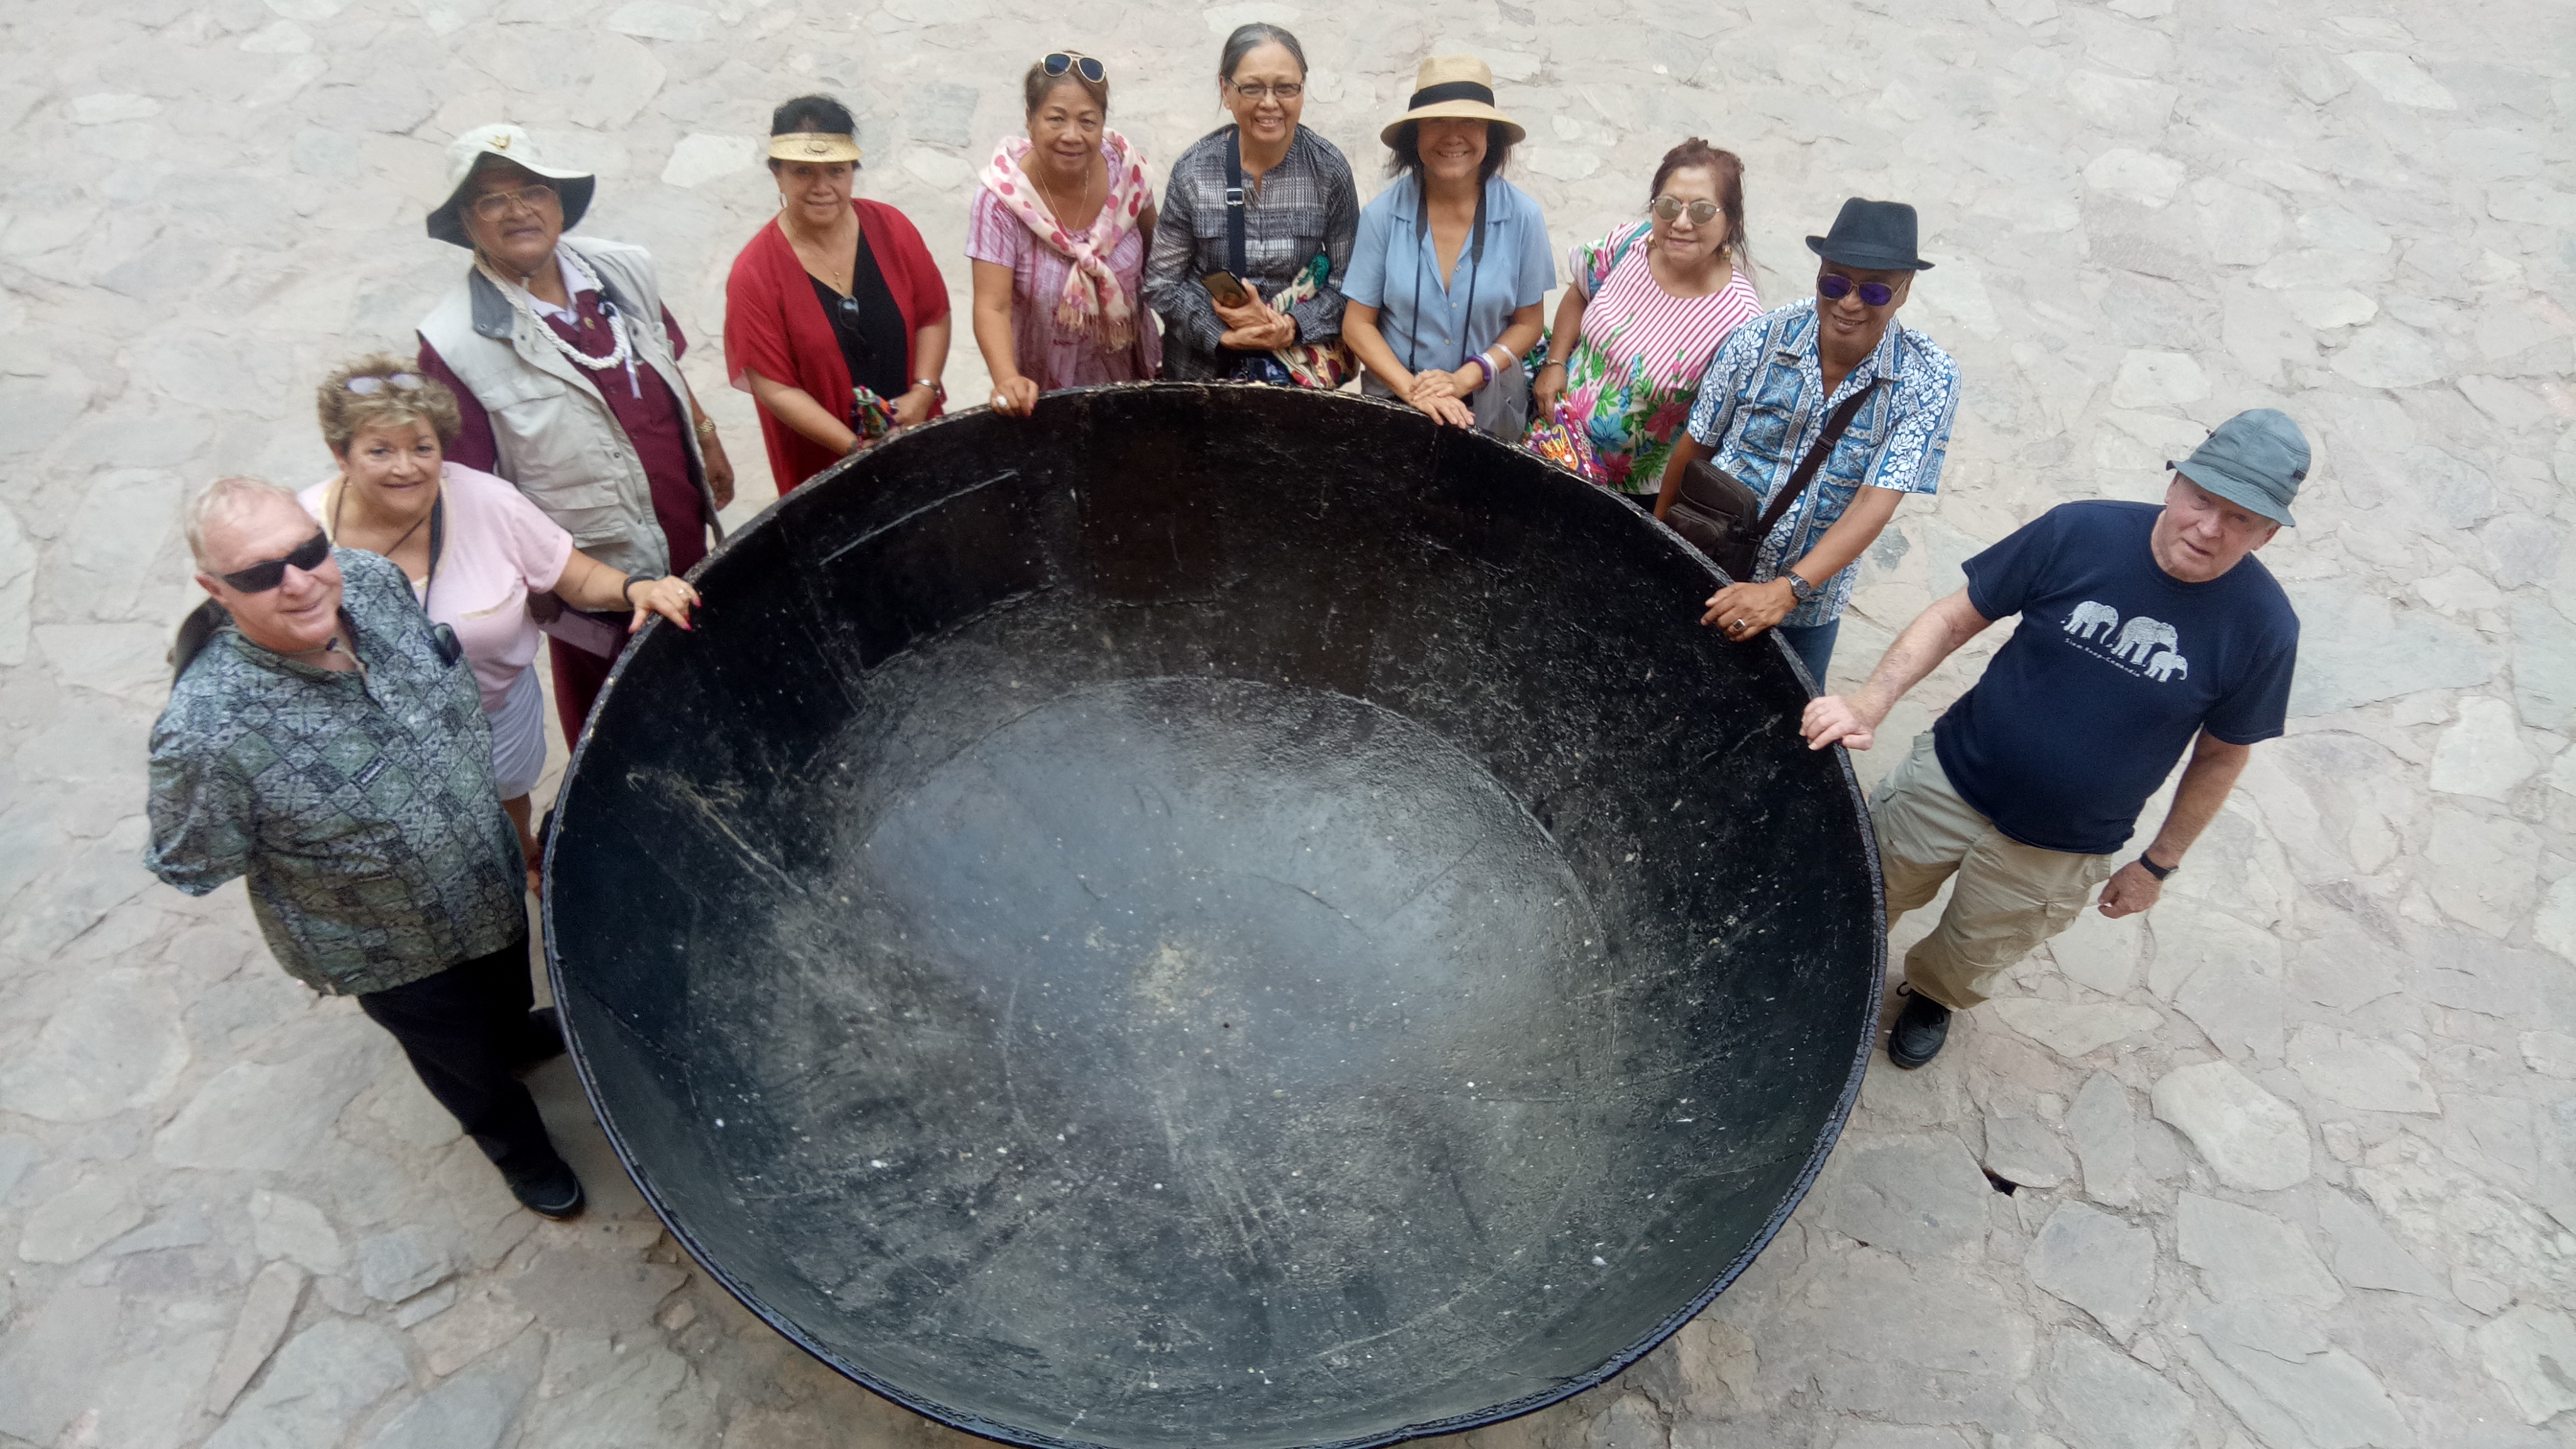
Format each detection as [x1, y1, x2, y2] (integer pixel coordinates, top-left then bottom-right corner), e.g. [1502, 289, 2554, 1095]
[425, 124, 596, 248]
[2170, 409, 2308, 526]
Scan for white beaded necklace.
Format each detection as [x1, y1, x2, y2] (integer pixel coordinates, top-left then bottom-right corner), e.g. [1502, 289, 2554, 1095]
[475, 249, 636, 391]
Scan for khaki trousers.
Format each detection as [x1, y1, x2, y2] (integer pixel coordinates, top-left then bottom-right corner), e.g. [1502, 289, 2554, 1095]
[1870, 731, 2121, 1011]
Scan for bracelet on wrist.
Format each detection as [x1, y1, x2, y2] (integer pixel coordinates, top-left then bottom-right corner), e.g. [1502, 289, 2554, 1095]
[2136, 853, 2174, 881]
[1468, 356, 1494, 388]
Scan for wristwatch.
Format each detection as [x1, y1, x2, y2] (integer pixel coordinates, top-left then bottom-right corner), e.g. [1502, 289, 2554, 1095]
[1782, 570, 1818, 604]
[2135, 853, 2175, 881]
[913, 377, 946, 404]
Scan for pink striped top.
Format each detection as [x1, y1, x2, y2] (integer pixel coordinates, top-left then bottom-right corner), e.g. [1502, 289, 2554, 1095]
[966, 161, 1160, 392]
[1557, 222, 1763, 490]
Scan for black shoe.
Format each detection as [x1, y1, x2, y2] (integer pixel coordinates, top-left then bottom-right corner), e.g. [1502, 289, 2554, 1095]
[510, 1007, 567, 1074]
[1887, 985, 1952, 1070]
[507, 1160, 586, 1219]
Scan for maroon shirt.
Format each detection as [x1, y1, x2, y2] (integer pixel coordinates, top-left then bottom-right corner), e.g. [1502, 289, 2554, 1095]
[418, 290, 708, 576]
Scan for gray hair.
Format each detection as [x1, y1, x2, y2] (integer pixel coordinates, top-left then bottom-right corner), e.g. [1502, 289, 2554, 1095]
[184, 476, 304, 570]
[1219, 22, 1307, 84]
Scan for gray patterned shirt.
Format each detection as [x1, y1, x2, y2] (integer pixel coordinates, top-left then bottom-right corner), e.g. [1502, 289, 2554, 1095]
[145, 548, 525, 996]
[1141, 125, 1359, 380]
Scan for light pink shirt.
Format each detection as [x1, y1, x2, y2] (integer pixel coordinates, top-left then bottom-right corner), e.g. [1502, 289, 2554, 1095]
[302, 463, 574, 711]
[966, 164, 1160, 390]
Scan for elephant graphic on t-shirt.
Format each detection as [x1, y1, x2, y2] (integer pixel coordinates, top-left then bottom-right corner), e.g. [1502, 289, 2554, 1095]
[2145, 648, 2189, 682]
[2111, 616, 2179, 663]
[2064, 600, 2119, 641]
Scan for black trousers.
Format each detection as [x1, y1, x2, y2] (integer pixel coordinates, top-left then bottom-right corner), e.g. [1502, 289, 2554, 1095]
[358, 936, 560, 1181]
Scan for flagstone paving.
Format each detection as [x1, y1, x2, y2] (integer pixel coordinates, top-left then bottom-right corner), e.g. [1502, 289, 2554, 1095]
[1, 0, 2571, 1445]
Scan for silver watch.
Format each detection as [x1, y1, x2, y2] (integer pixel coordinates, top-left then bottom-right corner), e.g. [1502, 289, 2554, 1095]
[1783, 571, 1818, 604]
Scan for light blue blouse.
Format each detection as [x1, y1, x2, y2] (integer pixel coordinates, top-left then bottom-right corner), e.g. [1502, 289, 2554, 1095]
[1343, 173, 1555, 375]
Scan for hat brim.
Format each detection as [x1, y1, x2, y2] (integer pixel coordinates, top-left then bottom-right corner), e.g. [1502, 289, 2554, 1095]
[2172, 461, 2296, 526]
[1804, 235, 1933, 271]
[425, 157, 596, 248]
[1380, 103, 1526, 149]
[767, 133, 864, 164]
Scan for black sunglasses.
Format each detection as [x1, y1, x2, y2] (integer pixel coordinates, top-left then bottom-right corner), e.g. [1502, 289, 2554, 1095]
[1043, 52, 1107, 84]
[1818, 273, 1897, 307]
[218, 531, 331, 592]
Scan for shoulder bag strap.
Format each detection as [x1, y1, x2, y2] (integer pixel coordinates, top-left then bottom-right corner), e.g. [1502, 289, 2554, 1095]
[1223, 128, 1248, 278]
[1753, 380, 1882, 538]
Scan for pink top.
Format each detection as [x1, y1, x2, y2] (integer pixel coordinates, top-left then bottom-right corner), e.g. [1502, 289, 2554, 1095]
[966, 169, 1160, 391]
[301, 463, 574, 711]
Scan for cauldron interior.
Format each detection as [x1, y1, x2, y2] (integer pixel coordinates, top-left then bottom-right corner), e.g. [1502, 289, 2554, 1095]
[547, 386, 1881, 1449]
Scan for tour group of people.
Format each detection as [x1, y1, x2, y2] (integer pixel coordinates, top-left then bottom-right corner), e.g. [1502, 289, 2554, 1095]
[143, 23, 2310, 1218]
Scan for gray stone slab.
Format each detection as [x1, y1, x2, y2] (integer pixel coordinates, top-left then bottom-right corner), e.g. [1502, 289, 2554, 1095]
[0, 1282, 121, 1445]
[2314, 1191, 2448, 1298]
[154, 1039, 380, 1172]
[2471, 1304, 2576, 1426]
[2024, 1202, 2156, 1339]
[204, 1260, 307, 1417]
[18, 1172, 143, 1264]
[204, 1316, 410, 1449]
[2150, 1060, 2311, 1191]
[250, 1189, 347, 1276]
[361, 1329, 542, 1449]
[2043, 1331, 2192, 1449]
[1815, 1133, 1994, 1262]
[2175, 1192, 2342, 1308]
[358, 1224, 451, 1304]
[2181, 1300, 2412, 1449]
[1984, 1114, 2075, 1190]
[2066, 1072, 2136, 1207]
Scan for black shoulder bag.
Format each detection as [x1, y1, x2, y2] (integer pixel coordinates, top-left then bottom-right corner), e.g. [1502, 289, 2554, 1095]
[1667, 382, 1880, 582]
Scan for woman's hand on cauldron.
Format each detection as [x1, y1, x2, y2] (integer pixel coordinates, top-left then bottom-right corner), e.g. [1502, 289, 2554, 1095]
[1700, 577, 1795, 639]
[891, 383, 940, 428]
[1801, 694, 1876, 753]
[627, 575, 702, 634]
[989, 375, 1041, 417]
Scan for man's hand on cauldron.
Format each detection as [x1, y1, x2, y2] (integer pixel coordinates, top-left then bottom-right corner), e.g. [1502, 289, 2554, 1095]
[1800, 694, 1877, 753]
[1701, 577, 1795, 640]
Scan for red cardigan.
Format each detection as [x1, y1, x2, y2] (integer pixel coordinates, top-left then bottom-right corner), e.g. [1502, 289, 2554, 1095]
[724, 199, 950, 493]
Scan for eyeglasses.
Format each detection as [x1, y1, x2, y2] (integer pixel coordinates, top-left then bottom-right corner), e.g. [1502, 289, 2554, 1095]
[1227, 79, 1302, 101]
[468, 182, 557, 221]
[1043, 52, 1107, 84]
[345, 373, 421, 395]
[1818, 273, 1897, 307]
[1651, 196, 1723, 226]
[217, 531, 331, 593]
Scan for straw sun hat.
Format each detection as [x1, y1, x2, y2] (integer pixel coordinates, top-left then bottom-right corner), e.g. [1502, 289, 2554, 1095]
[1379, 55, 1525, 148]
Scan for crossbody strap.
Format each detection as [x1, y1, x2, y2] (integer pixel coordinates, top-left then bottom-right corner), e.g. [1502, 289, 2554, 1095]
[1223, 128, 1248, 278]
[1753, 380, 1881, 538]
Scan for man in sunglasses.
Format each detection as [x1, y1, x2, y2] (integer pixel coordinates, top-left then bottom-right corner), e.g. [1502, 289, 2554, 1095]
[144, 477, 589, 1219]
[1655, 197, 1960, 686]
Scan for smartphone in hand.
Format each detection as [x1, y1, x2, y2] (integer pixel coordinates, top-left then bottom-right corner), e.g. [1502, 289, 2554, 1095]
[1200, 270, 1252, 308]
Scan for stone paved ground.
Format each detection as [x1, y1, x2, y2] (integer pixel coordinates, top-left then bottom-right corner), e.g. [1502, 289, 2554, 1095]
[3, 0, 2573, 1445]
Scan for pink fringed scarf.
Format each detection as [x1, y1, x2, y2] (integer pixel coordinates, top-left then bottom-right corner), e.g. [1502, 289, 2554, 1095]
[979, 131, 1150, 349]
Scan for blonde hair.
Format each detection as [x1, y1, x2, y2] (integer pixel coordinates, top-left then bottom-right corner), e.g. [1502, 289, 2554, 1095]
[314, 353, 463, 455]
[183, 476, 304, 569]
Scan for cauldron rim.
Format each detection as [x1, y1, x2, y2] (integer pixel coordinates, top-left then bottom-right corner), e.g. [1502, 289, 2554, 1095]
[542, 383, 1886, 1449]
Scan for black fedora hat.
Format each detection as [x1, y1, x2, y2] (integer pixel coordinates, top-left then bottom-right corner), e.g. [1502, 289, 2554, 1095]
[1805, 197, 1934, 272]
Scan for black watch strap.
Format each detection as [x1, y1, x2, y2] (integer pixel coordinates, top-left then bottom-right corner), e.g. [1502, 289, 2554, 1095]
[2136, 853, 2174, 881]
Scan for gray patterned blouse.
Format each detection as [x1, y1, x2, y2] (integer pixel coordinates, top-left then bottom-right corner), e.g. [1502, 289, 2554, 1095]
[1141, 124, 1360, 380]
[145, 548, 525, 996]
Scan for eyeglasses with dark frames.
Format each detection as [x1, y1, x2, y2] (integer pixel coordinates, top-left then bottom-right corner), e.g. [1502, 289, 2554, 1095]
[217, 531, 332, 592]
[468, 182, 557, 221]
[1043, 52, 1107, 84]
[1651, 196, 1723, 225]
[1818, 272, 1897, 308]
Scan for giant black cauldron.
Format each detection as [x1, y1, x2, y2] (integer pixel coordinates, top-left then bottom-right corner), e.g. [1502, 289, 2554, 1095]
[545, 386, 1882, 1449]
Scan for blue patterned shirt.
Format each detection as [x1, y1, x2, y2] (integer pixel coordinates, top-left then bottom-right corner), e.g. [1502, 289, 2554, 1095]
[144, 548, 524, 996]
[1684, 300, 1960, 627]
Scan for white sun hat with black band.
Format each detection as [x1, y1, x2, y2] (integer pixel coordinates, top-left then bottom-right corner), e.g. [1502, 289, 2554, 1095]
[1380, 55, 1524, 147]
[425, 124, 596, 248]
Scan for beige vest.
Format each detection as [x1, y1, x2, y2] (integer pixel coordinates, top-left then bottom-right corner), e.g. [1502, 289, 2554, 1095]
[417, 237, 716, 579]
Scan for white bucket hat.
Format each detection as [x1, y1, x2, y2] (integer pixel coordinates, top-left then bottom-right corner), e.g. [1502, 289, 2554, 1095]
[425, 124, 596, 248]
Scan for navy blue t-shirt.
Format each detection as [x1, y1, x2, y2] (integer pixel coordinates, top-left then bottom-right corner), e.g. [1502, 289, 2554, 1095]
[1933, 501, 2298, 855]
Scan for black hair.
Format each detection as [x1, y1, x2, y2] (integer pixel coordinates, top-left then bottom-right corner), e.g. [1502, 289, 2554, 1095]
[1024, 55, 1111, 115]
[1384, 120, 1513, 186]
[1219, 22, 1307, 84]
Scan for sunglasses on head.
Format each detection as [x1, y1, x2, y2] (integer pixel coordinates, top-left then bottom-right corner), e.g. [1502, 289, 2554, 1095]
[1043, 52, 1107, 84]
[217, 531, 331, 593]
[1651, 196, 1723, 225]
[1818, 273, 1896, 307]
[345, 373, 421, 396]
